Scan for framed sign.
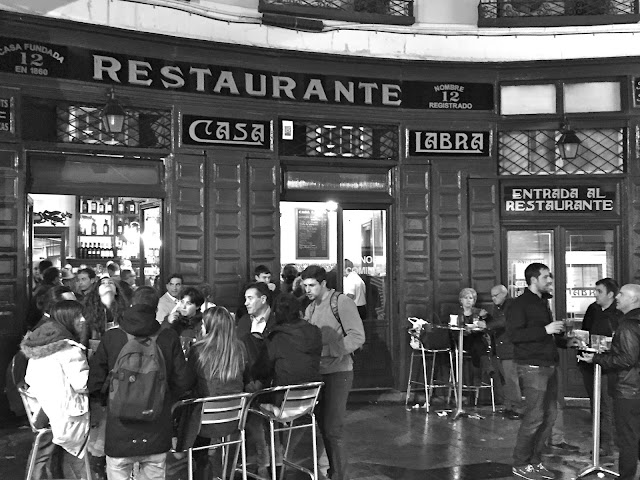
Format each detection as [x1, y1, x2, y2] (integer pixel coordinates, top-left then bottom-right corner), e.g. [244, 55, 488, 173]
[296, 208, 329, 259]
[182, 115, 272, 149]
[0, 96, 14, 135]
[502, 185, 617, 215]
[408, 130, 490, 156]
[634, 77, 640, 107]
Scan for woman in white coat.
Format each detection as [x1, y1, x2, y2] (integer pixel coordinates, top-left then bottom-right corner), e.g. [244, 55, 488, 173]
[21, 299, 90, 479]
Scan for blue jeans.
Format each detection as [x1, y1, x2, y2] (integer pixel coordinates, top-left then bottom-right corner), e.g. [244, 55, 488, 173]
[499, 359, 524, 413]
[513, 365, 558, 466]
[317, 370, 353, 480]
[106, 452, 166, 480]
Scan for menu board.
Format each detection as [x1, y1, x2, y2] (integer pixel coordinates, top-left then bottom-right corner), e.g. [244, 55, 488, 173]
[296, 208, 329, 259]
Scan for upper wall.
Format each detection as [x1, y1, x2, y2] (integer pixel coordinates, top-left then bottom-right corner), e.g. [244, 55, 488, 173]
[2, 0, 640, 62]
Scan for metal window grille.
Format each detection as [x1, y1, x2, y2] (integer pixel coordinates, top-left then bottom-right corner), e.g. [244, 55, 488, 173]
[479, 0, 637, 18]
[280, 121, 398, 160]
[499, 128, 625, 175]
[262, 0, 413, 16]
[56, 104, 172, 149]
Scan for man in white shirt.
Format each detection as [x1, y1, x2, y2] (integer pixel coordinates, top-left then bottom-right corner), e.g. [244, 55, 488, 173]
[156, 273, 183, 323]
[343, 259, 367, 320]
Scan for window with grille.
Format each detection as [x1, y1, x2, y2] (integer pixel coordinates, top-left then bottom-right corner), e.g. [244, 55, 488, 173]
[279, 120, 398, 161]
[498, 128, 624, 175]
[56, 105, 172, 149]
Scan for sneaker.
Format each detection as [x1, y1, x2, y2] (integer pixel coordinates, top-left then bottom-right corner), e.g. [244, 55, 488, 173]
[512, 464, 544, 480]
[504, 409, 522, 420]
[533, 462, 555, 479]
[550, 441, 580, 452]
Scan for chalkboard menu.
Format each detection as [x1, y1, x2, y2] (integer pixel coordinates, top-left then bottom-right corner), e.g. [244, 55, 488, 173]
[296, 208, 329, 259]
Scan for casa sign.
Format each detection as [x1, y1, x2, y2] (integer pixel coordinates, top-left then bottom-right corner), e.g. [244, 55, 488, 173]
[182, 115, 271, 149]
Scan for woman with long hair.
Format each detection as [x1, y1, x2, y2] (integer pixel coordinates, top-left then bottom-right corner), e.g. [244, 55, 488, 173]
[186, 306, 246, 480]
[21, 299, 90, 479]
[83, 275, 128, 340]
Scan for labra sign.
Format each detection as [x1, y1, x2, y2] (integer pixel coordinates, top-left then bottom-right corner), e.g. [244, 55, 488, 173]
[182, 115, 271, 149]
[503, 186, 616, 213]
[408, 130, 489, 156]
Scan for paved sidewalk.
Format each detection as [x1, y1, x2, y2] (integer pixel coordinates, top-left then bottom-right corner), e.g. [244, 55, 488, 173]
[0, 400, 623, 480]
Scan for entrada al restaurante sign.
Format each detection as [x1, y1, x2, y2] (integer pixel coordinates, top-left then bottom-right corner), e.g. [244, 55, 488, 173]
[503, 186, 615, 213]
[0, 36, 494, 110]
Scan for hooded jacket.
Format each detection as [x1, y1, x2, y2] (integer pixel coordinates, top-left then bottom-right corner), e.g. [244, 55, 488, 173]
[21, 321, 90, 457]
[594, 308, 640, 399]
[261, 319, 322, 387]
[88, 304, 195, 458]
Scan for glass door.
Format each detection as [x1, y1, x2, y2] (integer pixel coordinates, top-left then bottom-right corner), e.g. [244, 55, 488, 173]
[280, 201, 392, 388]
[505, 226, 617, 397]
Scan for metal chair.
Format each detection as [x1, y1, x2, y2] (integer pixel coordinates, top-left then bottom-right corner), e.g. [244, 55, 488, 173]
[18, 385, 92, 480]
[405, 323, 457, 412]
[246, 381, 324, 480]
[458, 351, 496, 412]
[171, 392, 252, 480]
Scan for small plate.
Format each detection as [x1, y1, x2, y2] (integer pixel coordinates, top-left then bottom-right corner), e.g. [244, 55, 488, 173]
[580, 347, 599, 353]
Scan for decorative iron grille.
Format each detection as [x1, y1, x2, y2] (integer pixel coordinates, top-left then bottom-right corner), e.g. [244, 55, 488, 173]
[280, 121, 398, 160]
[499, 128, 625, 175]
[479, 0, 637, 18]
[56, 104, 172, 149]
[261, 0, 413, 16]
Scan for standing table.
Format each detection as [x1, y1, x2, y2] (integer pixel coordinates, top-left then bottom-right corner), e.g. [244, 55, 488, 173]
[578, 350, 618, 478]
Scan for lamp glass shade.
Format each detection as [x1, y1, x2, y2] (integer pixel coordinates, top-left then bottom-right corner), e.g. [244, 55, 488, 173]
[102, 99, 126, 134]
[557, 130, 581, 160]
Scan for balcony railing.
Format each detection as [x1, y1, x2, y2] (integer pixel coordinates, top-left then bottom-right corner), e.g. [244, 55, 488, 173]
[259, 0, 415, 25]
[478, 0, 640, 27]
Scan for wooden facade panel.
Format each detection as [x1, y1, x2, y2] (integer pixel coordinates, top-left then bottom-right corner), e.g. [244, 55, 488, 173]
[178, 186, 204, 206]
[404, 193, 428, 211]
[468, 179, 500, 301]
[0, 282, 16, 304]
[404, 237, 428, 255]
[405, 260, 428, 275]
[213, 163, 241, 183]
[629, 176, 640, 282]
[0, 176, 17, 198]
[404, 215, 427, 233]
[213, 212, 242, 231]
[0, 254, 16, 278]
[0, 230, 16, 250]
[248, 158, 278, 272]
[176, 235, 203, 256]
[213, 235, 243, 254]
[0, 202, 17, 224]
[172, 154, 206, 285]
[216, 189, 242, 207]
[214, 259, 242, 275]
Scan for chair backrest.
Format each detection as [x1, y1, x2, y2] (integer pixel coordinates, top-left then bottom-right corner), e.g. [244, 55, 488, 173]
[253, 381, 324, 423]
[200, 394, 251, 429]
[17, 385, 50, 432]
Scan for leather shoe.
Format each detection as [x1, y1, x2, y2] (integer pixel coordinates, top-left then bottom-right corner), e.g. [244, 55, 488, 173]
[550, 441, 580, 452]
[504, 409, 522, 420]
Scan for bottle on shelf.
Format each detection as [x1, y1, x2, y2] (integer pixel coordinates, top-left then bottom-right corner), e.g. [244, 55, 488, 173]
[103, 219, 109, 235]
[117, 198, 125, 214]
[116, 218, 124, 235]
[80, 222, 87, 235]
[98, 198, 105, 214]
[128, 200, 136, 214]
[81, 198, 88, 213]
[90, 198, 98, 213]
[90, 219, 97, 235]
[106, 198, 113, 214]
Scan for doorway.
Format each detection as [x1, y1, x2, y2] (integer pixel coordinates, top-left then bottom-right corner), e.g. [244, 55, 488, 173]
[504, 226, 618, 397]
[280, 201, 393, 389]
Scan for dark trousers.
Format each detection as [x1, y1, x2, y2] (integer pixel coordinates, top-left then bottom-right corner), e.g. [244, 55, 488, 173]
[513, 365, 558, 467]
[614, 397, 640, 480]
[27, 430, 63, 480]
[579, 362, 615, 448]
[498, 359, 524, 413]
[317, 370, 353, 480]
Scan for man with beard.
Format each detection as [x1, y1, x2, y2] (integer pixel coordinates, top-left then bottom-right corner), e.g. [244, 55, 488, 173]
[508, 263, 565, 480]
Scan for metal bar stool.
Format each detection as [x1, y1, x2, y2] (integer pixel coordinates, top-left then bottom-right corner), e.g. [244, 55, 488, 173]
[456, 350, 496, 412]
[246, 381, 324, 480]
[405, 322, 457, 412]
[18, 385, 92, 480]
[171, 392, 252, 480]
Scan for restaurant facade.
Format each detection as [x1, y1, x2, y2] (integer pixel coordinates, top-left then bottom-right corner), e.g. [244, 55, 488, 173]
[1, 11, 639, 402]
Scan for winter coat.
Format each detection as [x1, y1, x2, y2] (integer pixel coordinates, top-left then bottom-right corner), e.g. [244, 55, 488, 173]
[21, 322, 90, 457]
[594, 308, 640, 399]
[486, 298, 515, 360]
[261, 319, 322, 387]
[88, 304, 195, 458]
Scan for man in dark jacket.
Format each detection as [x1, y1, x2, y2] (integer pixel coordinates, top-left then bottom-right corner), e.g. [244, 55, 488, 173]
[508, 263, 565, 480]
[486, 284, 522, 420]
[578, 277, 621, 457]
[88, 286, 194, 480]
[579, 283, 640, 480]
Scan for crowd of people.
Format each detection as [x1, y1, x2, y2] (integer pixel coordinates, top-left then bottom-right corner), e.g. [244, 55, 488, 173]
[11, 260, 365, 480]
[411, 263, 636, 480]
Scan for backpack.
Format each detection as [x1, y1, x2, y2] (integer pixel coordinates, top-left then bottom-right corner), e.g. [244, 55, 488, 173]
[309, 291, 360, 357]
[108, 330, 167, 422]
